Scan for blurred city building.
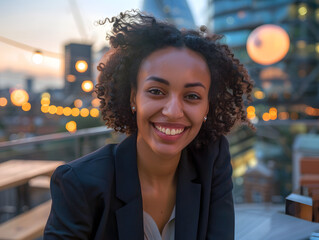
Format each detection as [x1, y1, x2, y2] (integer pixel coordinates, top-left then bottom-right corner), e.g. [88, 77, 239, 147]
[142, 0, 196, 29]
[64, 43, 92, 95]
[207, 0, 319, 201]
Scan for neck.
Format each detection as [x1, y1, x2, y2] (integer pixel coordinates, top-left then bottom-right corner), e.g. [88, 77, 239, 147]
[136, 137, 181, 186]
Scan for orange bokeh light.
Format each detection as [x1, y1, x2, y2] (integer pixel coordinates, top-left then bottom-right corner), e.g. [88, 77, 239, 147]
[90, 108, 99, 118]
[56, 106, 64, 115]
[81, 80, 94, 92]
[10, 89, 29, 106]
[63, 107, 72, 116]
[41, 105, 49, 113]
[22, 102, 31, 111]
[278, 112, 289, 120]
[48, 105, 57, 114]
[0, 97, 8, 107]
[80, 108, 89, 117]
[71, 108, 80, 117]
[247, 106, 255, 113]
[41, 98, 50, 106]
[262, 112, 270, 121]
[75, 60, 88, 73]
[66, 121, 77, 133]
[247, 24, 290, 65]
[91, 98, 100, 107]
[74, 99, 83, 108]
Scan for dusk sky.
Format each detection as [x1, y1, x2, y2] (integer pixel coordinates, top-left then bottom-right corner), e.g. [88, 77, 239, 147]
[0, 0, 206, 92]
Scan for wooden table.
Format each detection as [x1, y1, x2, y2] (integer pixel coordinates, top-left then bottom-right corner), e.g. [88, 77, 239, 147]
[0, 160, 63, 239]
[0, 160, 64, 191]
[0, 160, 64, 214]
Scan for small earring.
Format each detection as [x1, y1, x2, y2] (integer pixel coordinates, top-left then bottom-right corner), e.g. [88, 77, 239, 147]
[131, 106, 136, 113]
[204, 116, 207, 122]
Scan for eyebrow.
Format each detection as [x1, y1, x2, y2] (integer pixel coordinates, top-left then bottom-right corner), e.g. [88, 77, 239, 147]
[146, 76, 206, 89]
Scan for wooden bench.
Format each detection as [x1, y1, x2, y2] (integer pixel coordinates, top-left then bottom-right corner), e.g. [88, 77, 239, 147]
[0, 200, 51, 240]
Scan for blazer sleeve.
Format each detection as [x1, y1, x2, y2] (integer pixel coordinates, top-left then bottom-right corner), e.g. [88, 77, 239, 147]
[206, 136, 234, 240]
[44, 164, 93, 240]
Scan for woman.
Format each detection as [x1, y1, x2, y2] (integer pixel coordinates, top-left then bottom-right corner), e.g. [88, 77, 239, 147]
[44, 11, 253, 240]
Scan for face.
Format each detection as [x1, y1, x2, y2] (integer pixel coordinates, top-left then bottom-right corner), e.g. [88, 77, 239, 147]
[131, 47, 211, 158]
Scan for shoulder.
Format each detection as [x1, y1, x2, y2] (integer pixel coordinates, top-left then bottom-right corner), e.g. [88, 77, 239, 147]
[53, 144, 117, 190]
[68, 143, 116, 172]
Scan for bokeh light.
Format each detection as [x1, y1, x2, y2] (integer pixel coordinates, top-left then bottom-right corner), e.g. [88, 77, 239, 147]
[41, 105, 49, 113]
[41, 92, 51, 99]
[41, 98, 50, 106]
[247, 106, 255, 113]
[71, 108, 80, 117]
[254, 90, 265, 99]
[10, 89, 29, 106]
[32, 51, 43, 64]
[66, 121, 77, 133]
[63, 107, 72, 116]
[262, 112, 270, 121]
[247, 24, 290, 65]
[80, 108, 89, 117]
[74, 99, 83, 108]
[90, 108, 99, 118]
[278, 112, 289, 120]
[81, 80, 94, 92]
[21, 102, 31, 111]
[298, 5, 308, 16]
[56, 106, 64, 115]
[66, 74, 76, 82]
[91, 98, 100, 107]
[48, 105, 57, 114]
[0, 97, 8, 107]
[75, 60, 88, 73]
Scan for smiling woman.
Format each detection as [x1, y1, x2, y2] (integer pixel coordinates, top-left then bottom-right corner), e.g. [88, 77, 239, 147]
[44, 10, 254, 240]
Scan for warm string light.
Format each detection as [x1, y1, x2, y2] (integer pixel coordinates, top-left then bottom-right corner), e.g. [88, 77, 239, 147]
[40, 94, 100, 118]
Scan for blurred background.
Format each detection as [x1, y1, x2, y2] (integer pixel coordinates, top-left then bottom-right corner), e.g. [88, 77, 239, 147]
[0, 0, 319, 237]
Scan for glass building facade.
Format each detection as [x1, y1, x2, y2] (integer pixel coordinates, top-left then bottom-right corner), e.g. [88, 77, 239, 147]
[142, 0, 196, 29]
[207, 0, 319, 202]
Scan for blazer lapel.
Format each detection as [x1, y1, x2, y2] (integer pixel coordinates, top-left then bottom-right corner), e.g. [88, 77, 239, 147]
[114, 134, 144, 240]
[175, 149, 201, 240]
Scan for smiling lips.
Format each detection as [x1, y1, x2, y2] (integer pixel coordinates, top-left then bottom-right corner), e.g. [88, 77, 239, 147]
[153, 123, 186, 136]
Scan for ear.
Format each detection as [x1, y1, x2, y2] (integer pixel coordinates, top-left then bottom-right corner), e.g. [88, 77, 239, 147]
[130, 88, 136, 107]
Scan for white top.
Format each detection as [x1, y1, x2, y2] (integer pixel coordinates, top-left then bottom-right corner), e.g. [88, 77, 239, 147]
[143, 206, 175, 240]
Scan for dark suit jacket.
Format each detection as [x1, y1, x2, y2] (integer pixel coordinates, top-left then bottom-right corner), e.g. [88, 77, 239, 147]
[44, 134, 234, 240]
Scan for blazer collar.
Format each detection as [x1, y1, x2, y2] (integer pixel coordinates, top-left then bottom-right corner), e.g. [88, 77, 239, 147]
[114, 134, 202, 240]
[114, 133, 144, 240]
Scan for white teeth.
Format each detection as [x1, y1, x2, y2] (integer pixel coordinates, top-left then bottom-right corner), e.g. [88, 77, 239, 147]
[155, 125, 185, 136]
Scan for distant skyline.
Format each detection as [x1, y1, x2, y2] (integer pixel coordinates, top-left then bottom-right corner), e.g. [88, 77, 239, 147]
[0, 0, 207, 92]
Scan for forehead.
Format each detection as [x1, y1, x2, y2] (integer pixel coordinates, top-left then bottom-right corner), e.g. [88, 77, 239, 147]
[137, 47, 211, 86]
[140, 47, 208, 73]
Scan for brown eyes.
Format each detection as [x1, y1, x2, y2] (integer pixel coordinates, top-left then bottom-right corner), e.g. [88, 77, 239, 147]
[148, 88, 164, 95]
[147, 88, 201, 100]
[185, 94, 201, 100]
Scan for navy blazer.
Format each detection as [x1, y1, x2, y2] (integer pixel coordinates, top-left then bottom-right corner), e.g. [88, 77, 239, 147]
[44, 134, 234, 240]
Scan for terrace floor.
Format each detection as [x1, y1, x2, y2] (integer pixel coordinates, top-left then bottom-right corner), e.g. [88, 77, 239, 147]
[235, 203, 319, 240]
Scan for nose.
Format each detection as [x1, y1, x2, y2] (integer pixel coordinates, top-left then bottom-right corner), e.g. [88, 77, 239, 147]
[162, 95, 184, 119]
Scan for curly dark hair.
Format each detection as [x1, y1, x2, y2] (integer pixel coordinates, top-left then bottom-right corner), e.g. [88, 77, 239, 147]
[96, 10, 254, 147]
